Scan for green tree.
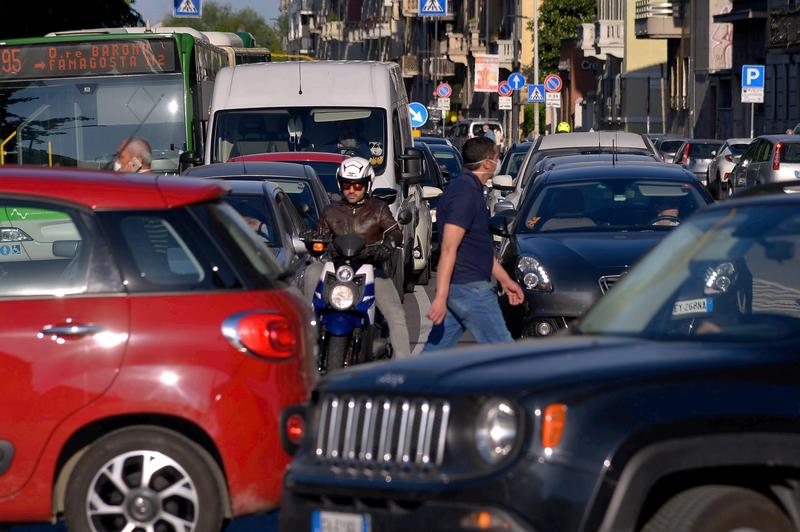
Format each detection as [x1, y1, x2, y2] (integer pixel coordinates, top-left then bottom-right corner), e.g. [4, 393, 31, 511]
[160, 1, 284, 53]
[527, 0, 595, 78]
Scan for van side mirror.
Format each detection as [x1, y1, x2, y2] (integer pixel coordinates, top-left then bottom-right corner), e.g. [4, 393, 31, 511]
[397, 208, 413, 225]
[179, 151, 203, 174]
[400, 147, 424, 185]
[372, 187, 398, 204]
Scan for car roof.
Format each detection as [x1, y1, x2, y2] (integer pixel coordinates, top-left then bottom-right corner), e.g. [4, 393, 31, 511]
[723, 138, 752, 144]
[542, 161, 695, 182]
[183, 161, 315, 179]
[229, 152, 347, 163]
[417, 136, 450, 144]
[539, 153, 658, 167]
[705, 188, 800, 210]
[537, 131, 649, 150]
[755, 135, 800, 142]
[0, 166, 226, 210]
[679, 139, 722, 144]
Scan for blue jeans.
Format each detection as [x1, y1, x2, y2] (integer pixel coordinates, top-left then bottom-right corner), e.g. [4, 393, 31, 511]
[423, 281, 513, 352]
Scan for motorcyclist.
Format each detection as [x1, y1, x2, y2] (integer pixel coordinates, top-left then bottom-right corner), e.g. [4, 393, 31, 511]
[303, 156, 412, 359]
[556, 121, 571, 133]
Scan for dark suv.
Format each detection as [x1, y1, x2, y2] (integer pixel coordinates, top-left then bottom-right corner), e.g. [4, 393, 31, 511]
[282, 192, 800, 532]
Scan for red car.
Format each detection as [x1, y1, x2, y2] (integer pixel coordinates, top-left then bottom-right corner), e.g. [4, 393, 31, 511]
[0, 168, 314, 530]
[228, 151, 347, 195]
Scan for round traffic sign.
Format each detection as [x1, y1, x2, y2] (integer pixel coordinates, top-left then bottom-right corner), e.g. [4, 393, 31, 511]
[544, 74, 563, 93]
[408, 102, 429, 128]
[498, 81, 513, 97]
[435, 83, 452, 98]
[507, 72, 526, 90]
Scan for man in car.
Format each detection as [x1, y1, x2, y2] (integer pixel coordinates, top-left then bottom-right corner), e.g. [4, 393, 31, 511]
[303, 157, 412, 359]
[113, 137, 152, 173]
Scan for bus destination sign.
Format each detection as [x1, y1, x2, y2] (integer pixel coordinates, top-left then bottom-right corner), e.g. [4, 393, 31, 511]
[0, 39, 178, 80]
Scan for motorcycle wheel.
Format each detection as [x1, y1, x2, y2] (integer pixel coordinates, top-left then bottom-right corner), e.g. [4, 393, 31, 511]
[326, 335, 349, 371]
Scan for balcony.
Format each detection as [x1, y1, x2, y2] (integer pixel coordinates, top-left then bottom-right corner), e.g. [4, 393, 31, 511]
[424, 57, 456, 77]
[447, 33, 469, 64]
[635, 0, 683, 38]
[297, 0, 315, 15]
[321, 21, 345, 41]
[347, 25, 365, 43]
[596, 20, 624, 56]
[402, 0, 417, 16]
[769, 7, 800, 49]
[364, 22, 391, 39]
[400, 55, 420, 77]
[497, 39, 514, 68]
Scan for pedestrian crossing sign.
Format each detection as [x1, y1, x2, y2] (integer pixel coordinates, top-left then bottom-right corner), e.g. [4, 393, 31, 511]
[174, 0, 202, 18]
[528, 84, 545, 103]
[419, 0, 446, 16]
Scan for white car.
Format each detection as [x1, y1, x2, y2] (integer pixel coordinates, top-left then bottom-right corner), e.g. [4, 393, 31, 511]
[706, 138, 752, 199]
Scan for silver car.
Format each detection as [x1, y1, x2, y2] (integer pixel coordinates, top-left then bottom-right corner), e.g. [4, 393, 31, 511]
[706, 138, 751, 199]
[671, 139, 723, 186]
[730, 135, 800, 193]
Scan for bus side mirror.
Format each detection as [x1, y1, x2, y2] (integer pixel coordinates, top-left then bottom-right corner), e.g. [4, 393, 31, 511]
[179, 151, 203, 174]
[400, 147, 424, 185]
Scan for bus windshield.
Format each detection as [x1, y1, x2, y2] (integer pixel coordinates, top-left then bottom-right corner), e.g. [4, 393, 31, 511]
[0, 74, 185, 172]
[212, 107, 388, 172]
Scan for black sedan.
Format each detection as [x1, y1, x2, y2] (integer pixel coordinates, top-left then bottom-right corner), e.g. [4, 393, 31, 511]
[281, 192, 800, 532]
[493, 162, 713, 337]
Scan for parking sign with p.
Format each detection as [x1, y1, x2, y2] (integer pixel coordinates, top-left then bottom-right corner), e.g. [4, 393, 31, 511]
[742, 65, 764, 89]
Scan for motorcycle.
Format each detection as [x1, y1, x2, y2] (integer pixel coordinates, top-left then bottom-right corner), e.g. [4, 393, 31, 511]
[304, 233, 393, 373]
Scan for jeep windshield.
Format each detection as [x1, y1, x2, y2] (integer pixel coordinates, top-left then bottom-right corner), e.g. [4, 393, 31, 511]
[0, 75, 185, 172]
[578, 204, 800, 341]
[211, 107, 388, 173]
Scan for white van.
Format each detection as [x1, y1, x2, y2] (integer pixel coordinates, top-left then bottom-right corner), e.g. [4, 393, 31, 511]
[203, 61, 438, 292]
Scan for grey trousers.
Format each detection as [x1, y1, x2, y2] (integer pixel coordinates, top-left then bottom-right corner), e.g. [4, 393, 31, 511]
[304, 261, 412, 359]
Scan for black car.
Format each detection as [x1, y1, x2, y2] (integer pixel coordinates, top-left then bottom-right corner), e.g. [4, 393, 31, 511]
[184, 160, 330, 230]
[419, 141, 463, 181]
[494, 162, 713, 337]
[281, 192, 800, 532]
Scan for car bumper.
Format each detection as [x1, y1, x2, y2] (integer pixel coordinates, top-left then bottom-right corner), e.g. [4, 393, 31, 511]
[500, 290, 596, 337]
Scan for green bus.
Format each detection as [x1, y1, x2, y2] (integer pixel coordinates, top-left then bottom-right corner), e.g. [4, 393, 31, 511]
[0, 29, 228, 172]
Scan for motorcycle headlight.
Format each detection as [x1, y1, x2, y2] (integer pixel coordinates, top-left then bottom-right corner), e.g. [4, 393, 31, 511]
[330, 284, 355, 310]
[704, 262, 736, 294]
[336, 265, 355, 282]
[516, 256, 552, 292]
[475, 400, 518, 464]
[0, 227, 33, 242]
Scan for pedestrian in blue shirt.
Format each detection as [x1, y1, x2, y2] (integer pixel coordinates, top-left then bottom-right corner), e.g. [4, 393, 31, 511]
[423, 136, 524, 351]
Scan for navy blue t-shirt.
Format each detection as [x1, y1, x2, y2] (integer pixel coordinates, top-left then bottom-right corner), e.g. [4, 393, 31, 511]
[436, 170, 493, 284]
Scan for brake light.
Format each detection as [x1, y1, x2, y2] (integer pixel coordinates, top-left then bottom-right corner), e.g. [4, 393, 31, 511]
[285, 413, 305, 444]
[311, 241, 326, 256]
[681, 143, 690, 164]
[774, 143, 782, 171]
[723, 172, 730, 182]
[223, 311, 296, 359]
[541, 403, 567, 449]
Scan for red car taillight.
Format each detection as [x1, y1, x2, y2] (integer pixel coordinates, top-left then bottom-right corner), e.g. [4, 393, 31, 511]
[681, 143, 691, 164]
[285, 413, 305, 444]
[723, 172, 730, 182]
[725, 155, 734, 163]
[223, 311, 297, 359]
[774, 142, 782, 171]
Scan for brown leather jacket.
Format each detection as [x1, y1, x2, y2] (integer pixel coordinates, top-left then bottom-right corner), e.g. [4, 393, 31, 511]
[317, 197, 403, 248]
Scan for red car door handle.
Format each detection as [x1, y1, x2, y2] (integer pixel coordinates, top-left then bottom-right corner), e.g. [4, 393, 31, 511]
[40, 324, 102, 338]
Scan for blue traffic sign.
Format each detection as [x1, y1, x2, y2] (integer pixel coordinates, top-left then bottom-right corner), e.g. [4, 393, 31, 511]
[527, 84, 545, 103]
[742, 65, 765, 89]
[408, 102, 429, 128]
[507, 72, 525, 91]
[436, 83, 452, 98]
[419, 0, 446, 16]
[498, 82, 513, 97]
[174, 0, 202, 17]
[544, 74, 562, 93]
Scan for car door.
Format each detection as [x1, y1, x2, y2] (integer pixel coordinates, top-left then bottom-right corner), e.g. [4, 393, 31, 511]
[732, 142, 756, 189]
[751, 140, 772, 185]
[274, 189, 309, 279]
[0, 199, 128, 496]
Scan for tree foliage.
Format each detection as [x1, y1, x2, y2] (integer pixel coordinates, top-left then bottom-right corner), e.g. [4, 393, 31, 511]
[527, 0, 595, 77]
[159, 1, 284, 52]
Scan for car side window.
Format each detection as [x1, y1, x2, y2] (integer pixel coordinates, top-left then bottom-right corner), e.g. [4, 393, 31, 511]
[392, 110, 403, 163]
[0, 201, 121, 298]
[276, 192, 304, 237]
[739, 143, 755, 164]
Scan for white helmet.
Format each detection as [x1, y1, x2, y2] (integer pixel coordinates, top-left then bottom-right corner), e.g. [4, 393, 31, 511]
[336, 156, 375, 194]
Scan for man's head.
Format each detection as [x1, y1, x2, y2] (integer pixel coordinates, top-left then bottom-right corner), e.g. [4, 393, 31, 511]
[462, 137, 499, 183]
[482, 124, 490, 133]
[114, 137, 152, 173]
[336, 156, 374, 204]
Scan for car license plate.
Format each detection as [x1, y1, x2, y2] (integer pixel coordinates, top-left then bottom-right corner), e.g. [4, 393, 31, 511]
[672, 297, 713, 316]
[311, 511, 370, 532]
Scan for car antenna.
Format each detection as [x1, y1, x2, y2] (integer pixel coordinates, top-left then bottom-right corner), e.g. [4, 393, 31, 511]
[298, 61, 303, 95]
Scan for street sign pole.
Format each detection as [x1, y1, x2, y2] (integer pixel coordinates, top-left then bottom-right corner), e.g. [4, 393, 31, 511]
[533, 0, 539, 138]
[751, 103, 755, 139]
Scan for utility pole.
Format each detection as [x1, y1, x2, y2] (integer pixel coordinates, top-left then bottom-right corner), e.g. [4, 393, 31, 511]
[533, 0, 539, 137]
[511, 0, 520, 144]
[484, 0, 490, 119]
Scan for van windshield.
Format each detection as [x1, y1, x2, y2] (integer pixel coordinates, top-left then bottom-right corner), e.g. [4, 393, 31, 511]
[212, 107, 388, 172]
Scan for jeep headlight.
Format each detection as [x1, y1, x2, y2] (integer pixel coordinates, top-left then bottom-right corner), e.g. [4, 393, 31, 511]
[516, 256, 552, 292]
[336, 265, 355, 282]
[704, 262, 736, 294]
[475, 400, 518, 464]
[330, 284, 355, 310]
[0, 227, 32, 242]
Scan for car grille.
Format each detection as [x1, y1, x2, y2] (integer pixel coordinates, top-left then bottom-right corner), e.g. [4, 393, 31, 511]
[314, 395, 451, 470]
[598, 274, 623, 294]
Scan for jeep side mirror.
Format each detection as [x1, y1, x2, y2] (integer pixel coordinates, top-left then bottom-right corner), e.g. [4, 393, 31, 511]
[397, 208, 413, 225]
[400, 147, 424, 185]
[179, 151, 203, 174]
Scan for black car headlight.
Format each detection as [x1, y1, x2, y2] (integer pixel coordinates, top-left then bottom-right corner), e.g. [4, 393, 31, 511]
[330, 283, 355, 310]
[475, 399, 518, 464]
[516, 256, 552, 292]
[704, 262, 736, 294]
